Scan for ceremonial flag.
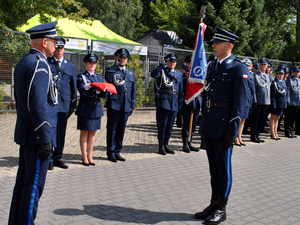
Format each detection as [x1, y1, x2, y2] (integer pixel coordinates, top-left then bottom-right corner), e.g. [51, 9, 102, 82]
[90, 82, 117, 95]
[185, 22, 207, 104]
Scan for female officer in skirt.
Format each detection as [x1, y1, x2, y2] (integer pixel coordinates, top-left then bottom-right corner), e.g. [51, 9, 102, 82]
[269, 67, 287, 140]
[76, 53, 106, 166]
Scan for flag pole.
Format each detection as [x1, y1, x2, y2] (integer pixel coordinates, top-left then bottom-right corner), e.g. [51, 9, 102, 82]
[188, 6, 206, 142]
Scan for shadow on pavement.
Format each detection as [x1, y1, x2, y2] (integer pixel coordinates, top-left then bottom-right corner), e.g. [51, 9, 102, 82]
[54, 204, 198, 224]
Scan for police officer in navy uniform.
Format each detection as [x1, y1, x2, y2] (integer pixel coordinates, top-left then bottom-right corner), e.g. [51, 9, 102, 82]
[181, 54, 201, 153]
[47, 37, 77, 170]
[194, 27, 249, 225]
[269, 67, 287, 140]
[105, 48, 136, 162]
[250, 58, 271, 143]
[76, 53, 106, 166]
[8, 22, 59, 225]
[151, 53, 183, 155]
[284, 66, 300, 138]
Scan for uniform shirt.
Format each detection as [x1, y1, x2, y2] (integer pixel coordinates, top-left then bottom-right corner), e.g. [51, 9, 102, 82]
[151, 63, 183, 112]
[105, 65, 136, 113]
[253, 70, 271, 105]
[271, 78, 287, 109]
[14, 49, 57, 147]
[48, 56, 77, 112]
[199, 55, 249, 139]
[75, 71, 106, 118]
[286, 74, 300, 106]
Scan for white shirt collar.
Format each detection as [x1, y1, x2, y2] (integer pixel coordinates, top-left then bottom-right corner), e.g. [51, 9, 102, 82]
[217, 54, 232, 64]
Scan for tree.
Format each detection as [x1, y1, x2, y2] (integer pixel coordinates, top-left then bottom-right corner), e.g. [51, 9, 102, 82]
[79, 0, 143, 40]
[127, 54, 148, 107]
[0, 0, 89, 31]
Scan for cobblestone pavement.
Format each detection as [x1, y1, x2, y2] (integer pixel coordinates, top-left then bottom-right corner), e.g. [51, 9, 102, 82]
[1, 110, 300, 224]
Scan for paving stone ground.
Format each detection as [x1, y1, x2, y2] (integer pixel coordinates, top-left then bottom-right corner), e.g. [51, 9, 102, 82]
[1, 110, 300, 225]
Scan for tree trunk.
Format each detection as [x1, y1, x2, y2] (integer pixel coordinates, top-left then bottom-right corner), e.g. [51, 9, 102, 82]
[297, 3, 300, 45]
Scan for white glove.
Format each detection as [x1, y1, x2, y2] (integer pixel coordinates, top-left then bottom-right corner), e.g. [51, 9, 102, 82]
[84, 83, 92, 90]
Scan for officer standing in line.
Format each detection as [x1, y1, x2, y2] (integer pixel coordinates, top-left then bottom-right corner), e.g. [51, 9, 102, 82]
[105, 48, 136, 162]
[8, 22, 59, 225]
[181, 54, 200, 153]
[284, 66, 300, 138]
[151, 53, 183, 155]
[194, 27, 249, 225]
[250, 58, 271, 143]
[277, 65, 287, 132]
[47, 37, 77, 170]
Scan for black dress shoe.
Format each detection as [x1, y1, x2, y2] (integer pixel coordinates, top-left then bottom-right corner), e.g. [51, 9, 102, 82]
[88, 160, 95, 166]
[285, 131, 293, 138]
[277, 137, 281, 140]
[204, 209, 226, 224]
[240, 142, 246, 146]
[270, 135, 277, 140]
[108, 155, 117, 163]
[194, 203, 217, 220]
[250, 135, 260, 143]
[233, 141, 241, 147]
[115, 154, 126, 161]
[256, 135, 265, 143]
[48, 162, 54, 170]
[82, 159, 90, 166]
[53, 160, 69, 169]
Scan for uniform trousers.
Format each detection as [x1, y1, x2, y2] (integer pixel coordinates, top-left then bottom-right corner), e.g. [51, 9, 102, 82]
[8, 145, 50, 225]
[51, 112, 68, 162]
[156, 107, 177, 140]
[250, 104, 269, 136]
[203, 136, 233, 197]
[181, 101, 200, 138]
[106, 108, 130, 157]
[284, 105, 299, 132]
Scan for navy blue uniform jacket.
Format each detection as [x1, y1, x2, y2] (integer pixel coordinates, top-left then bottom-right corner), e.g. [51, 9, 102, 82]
[75, 71, 106, 118]
[286, 75, 300, 106]
[14, 49, 57, 147]
[271, 78, 287, 109]
[47, 57, 77, 112]
[200, 55, 249, 139]
[105, 65, 136, 112]
[150, 64, 183, 111]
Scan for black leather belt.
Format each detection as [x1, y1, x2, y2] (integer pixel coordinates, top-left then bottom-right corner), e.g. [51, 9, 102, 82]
[206, 99, 232, 108]
[159, 90, 178, 95]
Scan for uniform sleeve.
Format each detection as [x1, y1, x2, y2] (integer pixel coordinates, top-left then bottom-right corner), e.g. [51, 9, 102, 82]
[28, 60, 52, 145]
[77, 74, 96, 98]
[227, 65, 249, 136]
[70, 64, 77, 109]
[270, 81, 276, 107]
[150, 64, 165, 78]
[131, 72, 136, 109]
[286, 78, 290, 104]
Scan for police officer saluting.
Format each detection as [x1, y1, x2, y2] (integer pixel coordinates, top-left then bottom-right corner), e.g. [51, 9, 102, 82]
[47, 37, 77, 170]
[9, 22, 59, 225]
[105, 48, 136, 162]
[195, 27, 249, 224]
[151, 53, 183, 155]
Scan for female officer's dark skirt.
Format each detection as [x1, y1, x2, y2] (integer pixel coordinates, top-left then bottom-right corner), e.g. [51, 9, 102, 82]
[77, 116, 101, 130]
[271, 108, 284, 116]
[242, 106, 250, 119]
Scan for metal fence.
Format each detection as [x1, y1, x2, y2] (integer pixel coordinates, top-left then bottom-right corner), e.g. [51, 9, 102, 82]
[0, 29, 292, 112]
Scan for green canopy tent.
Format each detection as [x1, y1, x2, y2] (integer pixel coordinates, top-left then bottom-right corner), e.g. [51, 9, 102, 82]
[18, 14, 147, 55]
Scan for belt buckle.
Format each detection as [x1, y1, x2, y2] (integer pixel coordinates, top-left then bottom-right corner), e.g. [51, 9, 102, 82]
[206, 99, 211, 108]
[173, 89, 177, 94]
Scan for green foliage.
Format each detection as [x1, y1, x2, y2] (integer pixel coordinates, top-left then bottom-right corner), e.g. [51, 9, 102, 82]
[0, 0, 90, 31]
[79, 0, 143, 40]
[127, 54, 148, 107]
[0, 83, 7, 110]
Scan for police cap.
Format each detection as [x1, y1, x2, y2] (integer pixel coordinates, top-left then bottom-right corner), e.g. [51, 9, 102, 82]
[258, 58, 269, 64]
[253, 64, 259, 69]
[56, 37, 66, 48]
[181, 64, 188, 72]
[84, 53, 98, 63]
[277, 64, 286, 70]
[293, 66, 300, 72]
[241, 58, 252, 66]
[210, 27, 239, 44]
[114, 48, 130, 58]
[26, 22, 59, 40]
[275, 68, 285, 74]
[165, 53, 178, 63]
[184, 55, 192, 63]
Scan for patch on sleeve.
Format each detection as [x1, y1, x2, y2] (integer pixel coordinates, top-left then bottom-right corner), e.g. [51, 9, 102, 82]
[36, 68, 48, 74]
[243, 74, 248, 79]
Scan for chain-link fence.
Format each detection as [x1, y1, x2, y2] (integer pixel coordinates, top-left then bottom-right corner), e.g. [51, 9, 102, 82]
[0, 29, 292, 112]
